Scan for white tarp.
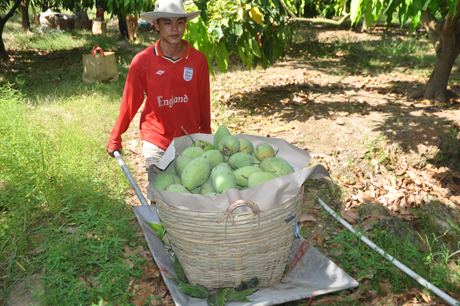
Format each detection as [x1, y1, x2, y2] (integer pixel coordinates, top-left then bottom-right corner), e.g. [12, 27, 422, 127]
[133, 205, 359, 306]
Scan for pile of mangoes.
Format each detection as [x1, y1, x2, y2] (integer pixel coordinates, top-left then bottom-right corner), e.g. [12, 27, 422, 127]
[153, 126, 296, 195]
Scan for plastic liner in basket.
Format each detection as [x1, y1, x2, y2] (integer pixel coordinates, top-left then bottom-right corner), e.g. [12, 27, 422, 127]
[154, 190, 302, 289]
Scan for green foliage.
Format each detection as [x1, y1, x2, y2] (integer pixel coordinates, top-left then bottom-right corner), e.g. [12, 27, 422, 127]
[234, 276, 259, 291]
[173, 255, 259, 306]
[226, 287, 258, 302]
[350, 0, 460, 33]
[188, 0, 296, 72]
[178, 282, 211, 298]
[146, 221, 165, 240]
[331, 222, 460, 294]
[207, 288, 227, 306]
[174, 256, 188, 284]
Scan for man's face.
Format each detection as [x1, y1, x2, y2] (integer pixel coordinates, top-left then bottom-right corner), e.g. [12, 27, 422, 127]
[153, 17, 186, 46]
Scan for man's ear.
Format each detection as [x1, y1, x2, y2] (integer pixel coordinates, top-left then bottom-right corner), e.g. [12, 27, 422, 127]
[152, 20, 160, 31]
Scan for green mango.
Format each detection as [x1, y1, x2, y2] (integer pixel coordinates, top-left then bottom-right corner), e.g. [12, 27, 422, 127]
[233, 165, 263, 187]
[216, 162, 232, 169]
[175, 154, 192, 177]
[211, 164, 237, 194]
[164, 184, 191, 194]
[204, 192, 217, 196]
[213, 126, 231, 148]
[153, 172, 176, 191]
[239, 138, 254, 154]
[201, 150, 225, 168]
[259, 157, 295, 177]
[181, 157, 212, 191]
[247, 171, 279, 188]
[218, 135, 240, 156]
[167, 162, 176, 173]
[237, 185, 249, 191]
[254, 142, 275, 161]
[171, 173, 182, 184]
[192, 140, 215, 152]
[228, 152, 254, 170]
[191, 187, 201, 194]
[181, 147, 205, 159]
[200, 177, 215, 195]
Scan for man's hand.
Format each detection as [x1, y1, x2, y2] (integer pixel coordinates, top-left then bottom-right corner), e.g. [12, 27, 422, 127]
[107, 148, 121, 157]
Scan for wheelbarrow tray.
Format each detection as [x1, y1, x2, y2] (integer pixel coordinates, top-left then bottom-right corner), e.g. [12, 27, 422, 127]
[133, 205, 359, 306]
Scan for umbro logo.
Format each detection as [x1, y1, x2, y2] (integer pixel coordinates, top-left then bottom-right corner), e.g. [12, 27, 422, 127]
[156, 70, 165, 75]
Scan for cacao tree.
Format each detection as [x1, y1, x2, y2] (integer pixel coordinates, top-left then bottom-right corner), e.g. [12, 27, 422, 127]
[349, 0, 460, 102]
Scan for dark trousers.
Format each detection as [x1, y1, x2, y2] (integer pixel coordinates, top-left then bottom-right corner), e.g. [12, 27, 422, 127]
[118, 13, 129, 39]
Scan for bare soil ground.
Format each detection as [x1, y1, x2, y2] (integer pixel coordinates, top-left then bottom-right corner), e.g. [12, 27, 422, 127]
[119, 26, 460, 305]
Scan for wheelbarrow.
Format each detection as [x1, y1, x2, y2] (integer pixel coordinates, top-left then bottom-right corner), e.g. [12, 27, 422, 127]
[114, 151, 359, 305]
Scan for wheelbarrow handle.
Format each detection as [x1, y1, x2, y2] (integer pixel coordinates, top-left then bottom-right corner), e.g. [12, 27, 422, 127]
[114, 150, 149, 206]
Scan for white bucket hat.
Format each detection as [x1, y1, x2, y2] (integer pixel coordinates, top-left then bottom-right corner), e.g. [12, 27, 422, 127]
[141, 0, 201, 22]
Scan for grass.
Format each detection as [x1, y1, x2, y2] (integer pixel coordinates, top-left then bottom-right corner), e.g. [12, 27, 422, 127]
[0, 80, 149, 304]
[301, 179, 460, 305]
[0, 13, 152, 303]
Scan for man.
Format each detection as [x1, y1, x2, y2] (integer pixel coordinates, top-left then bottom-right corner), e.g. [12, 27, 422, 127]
[107, 0, 211, 171]
[126, 14, 139, 41]
[96, 5, 104, 22]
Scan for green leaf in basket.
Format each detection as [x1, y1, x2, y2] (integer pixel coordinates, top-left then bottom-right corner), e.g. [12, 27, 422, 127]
[234, 280, 247, 292]
[163, 233, 171, 245]
[226, 287, 259, 302]
[246, 277, 259, 289]
[178, 282, 210, 299]
[235, 277, 259, 291]
[174, 256, 189, 284]
[146, 221, 165, 240]
[206, 288, 227, 306]
[283, 263, 291, 277]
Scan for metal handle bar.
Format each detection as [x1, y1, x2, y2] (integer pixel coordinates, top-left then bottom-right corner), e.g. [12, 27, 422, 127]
[114, 150, 149, 206]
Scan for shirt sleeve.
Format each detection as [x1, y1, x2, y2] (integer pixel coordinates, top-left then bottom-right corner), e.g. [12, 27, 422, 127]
[199, 55, 212, 134]
[107, 56, 145, 150]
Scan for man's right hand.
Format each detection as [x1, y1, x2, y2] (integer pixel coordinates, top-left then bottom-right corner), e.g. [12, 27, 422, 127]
[106, 148, 121, 157]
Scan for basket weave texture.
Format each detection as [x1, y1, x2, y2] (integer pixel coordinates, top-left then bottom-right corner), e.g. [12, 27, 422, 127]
[155, 192, 301, 289]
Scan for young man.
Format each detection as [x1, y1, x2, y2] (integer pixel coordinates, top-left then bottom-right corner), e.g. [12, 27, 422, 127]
[107, 0, 211, 170]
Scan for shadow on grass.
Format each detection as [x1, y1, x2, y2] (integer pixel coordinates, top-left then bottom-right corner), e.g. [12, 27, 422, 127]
[0, 30, 147, 104]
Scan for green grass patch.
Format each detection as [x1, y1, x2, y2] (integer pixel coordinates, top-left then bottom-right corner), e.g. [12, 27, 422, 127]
[0, 80, 144, 304]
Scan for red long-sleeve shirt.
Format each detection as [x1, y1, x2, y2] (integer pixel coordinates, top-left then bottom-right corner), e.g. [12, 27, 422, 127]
[107, 40, 212, 151]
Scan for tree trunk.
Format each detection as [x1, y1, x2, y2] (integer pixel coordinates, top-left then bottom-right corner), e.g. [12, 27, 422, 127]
[0, 27, 8, 61]
[411, 18, 460, 102]
[21, 0, 30, 30]
[0, 0, 23, 61]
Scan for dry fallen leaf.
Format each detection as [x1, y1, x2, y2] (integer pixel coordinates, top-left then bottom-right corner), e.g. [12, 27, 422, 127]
[340, 210, 360, 224]
[357, 192, 377, 204]
[298, 214, 317, 223]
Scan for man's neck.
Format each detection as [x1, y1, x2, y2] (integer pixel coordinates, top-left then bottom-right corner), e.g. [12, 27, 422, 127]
[159, 39, 186, 59]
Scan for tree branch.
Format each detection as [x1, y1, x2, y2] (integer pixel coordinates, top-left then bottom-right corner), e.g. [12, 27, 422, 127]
[443, 1, 460, 30]
[279, 0, 297, 20]
[0, 0, 23, 24]
[422, 8, 441, 48]
[278, 0, 350, 26]
[294, 13, 350, 25]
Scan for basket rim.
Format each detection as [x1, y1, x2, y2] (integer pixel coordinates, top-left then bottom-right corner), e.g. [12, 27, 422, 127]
[154, 190, 303, 214]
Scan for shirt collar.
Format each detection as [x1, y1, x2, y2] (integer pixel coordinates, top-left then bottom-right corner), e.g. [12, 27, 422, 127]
[154, 39, 191, 61]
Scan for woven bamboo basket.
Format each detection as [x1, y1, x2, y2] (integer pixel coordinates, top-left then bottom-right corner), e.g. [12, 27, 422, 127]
[155, 190, 302, 289]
